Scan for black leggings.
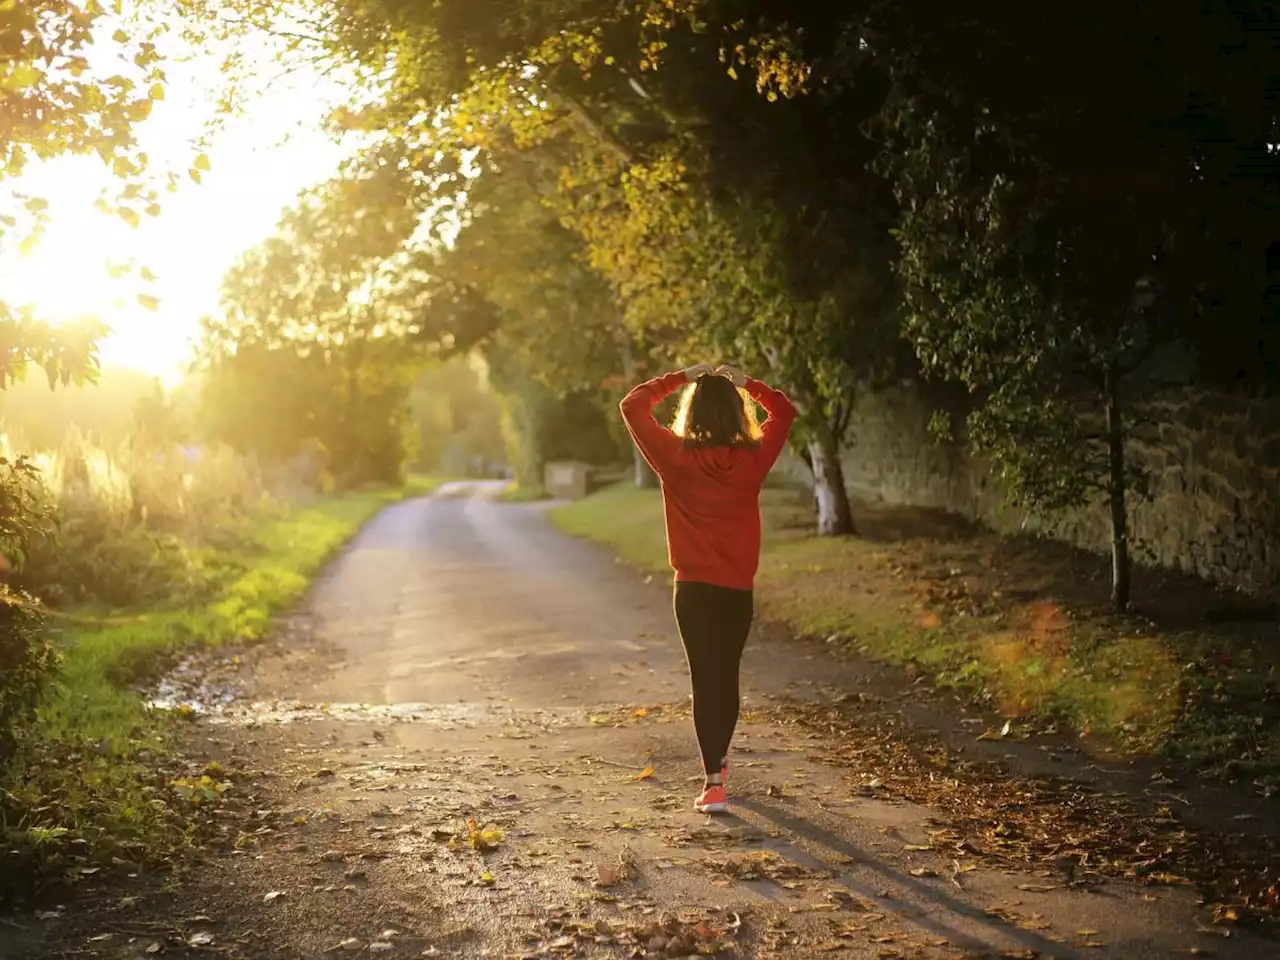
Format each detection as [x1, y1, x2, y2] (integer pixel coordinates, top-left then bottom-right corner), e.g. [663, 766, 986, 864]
[673, 580, 754, 776]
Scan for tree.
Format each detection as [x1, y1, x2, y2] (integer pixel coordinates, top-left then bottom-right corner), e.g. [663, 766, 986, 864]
[858, 0, 1278, 609]
[181, 0, 900, 528]
[2, 0, 175, 389]
[0, 0, 179, 743]
[429, 152, 655, 487]
[199, 158, 436, 485]
[538, 27, 904, 533]
[408, 356, 506, 476]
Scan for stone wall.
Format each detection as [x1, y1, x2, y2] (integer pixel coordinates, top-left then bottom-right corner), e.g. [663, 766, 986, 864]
[782, 381, 1280, 599]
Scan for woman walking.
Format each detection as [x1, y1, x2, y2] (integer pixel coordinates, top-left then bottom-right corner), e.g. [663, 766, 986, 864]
[620, 363, 797, 813]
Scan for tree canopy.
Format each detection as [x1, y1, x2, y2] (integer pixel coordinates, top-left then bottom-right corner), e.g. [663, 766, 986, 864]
[178, 0, 1276, 602]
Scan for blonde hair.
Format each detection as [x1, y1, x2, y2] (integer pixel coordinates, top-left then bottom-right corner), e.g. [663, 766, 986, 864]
[671, 375, 762, 448]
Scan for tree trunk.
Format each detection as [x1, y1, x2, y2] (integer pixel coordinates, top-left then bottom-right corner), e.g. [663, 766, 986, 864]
[633, 445, 656, 488]
[619, 335, 656, 489]
[1104, 368, 1131, 611]
[807, 418, 856, 536]
[797, 446, 820, 520]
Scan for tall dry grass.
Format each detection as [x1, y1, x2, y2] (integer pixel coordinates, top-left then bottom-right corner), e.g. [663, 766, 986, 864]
[3, 431, 269, 608]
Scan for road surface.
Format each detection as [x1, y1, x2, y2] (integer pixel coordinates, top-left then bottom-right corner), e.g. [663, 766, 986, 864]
[7, 481, 1271, 959]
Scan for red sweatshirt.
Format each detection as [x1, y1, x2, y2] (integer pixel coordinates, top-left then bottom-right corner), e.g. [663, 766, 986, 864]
[620, 372, 798, 591]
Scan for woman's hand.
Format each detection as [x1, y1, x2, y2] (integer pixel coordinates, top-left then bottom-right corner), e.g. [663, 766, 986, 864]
[715, 364, 747, 387]
[682, 363, 715, 381]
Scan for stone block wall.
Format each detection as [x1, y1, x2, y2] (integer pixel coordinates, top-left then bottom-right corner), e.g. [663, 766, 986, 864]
[782, 382, 1280, 599]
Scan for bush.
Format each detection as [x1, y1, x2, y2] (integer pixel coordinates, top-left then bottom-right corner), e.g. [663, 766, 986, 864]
[0, 599, 56, 763]
[3, 432, 268, 609]
[0, 455, 59, 762]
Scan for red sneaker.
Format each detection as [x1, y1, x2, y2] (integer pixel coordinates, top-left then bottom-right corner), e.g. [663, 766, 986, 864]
[694, 783, 728, 814]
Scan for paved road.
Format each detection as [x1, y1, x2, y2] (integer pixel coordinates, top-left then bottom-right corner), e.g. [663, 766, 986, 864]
[9, 481, 1271, 958]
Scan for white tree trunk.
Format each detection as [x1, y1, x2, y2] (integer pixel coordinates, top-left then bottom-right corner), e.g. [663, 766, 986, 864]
[807, 418, 856, 536]
[633, 445, 656, 488]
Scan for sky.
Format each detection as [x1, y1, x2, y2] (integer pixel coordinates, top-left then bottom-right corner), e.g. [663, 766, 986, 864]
[0, 26, 354, 386]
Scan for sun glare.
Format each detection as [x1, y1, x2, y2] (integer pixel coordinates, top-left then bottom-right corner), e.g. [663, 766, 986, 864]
[0, 27, 356, 386]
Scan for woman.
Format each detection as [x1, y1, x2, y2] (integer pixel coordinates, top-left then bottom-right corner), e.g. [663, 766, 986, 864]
[620, 362, 797, 813]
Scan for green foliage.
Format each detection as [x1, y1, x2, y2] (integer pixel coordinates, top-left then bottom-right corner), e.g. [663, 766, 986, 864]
[181, 0, 1276, 559]
[490, 347, 623, 487]
[553, 482, 1280, 791]
[1, 0, 174, 388]
[0, 0, 186, 779]
[852, 1, 1276, 602]
[199, 167, 436, 487]
[0, 367, 175, 450]
[0, 599, 57, 764]
[409, 357, 506, 475]
[0, 483, 436, 902]
[0, 455, 58, 762]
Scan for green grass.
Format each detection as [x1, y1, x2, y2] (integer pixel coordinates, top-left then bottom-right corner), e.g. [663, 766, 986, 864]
[0, 477, 447, 898]
[42, 482, 441, 746]
[550, 483, 1280, 786]
[497, 481, 550, 503]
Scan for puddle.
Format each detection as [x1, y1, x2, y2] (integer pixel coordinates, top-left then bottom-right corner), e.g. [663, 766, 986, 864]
[151, 696, 583, 729]
[146, 653, 245, 713]
[145, 650, 584, 729]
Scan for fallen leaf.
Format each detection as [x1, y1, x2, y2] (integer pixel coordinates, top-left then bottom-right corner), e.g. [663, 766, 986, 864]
[633, 765, 655, 781]
[188, 932, 214, 947]
[479, 870, 496, 885]
[264, 890, 286, 903]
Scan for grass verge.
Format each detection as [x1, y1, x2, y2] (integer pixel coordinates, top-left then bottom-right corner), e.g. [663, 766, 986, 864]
[1, 477, 446, 901]
[550, 483, 1280, 791]
[498, 481, 550, 503]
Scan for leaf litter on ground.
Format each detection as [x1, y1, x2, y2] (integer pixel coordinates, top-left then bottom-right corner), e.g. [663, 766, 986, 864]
[757, 695, 1280, 929]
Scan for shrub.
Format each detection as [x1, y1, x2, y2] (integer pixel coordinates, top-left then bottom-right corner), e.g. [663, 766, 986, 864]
[5, 432, 267, 610]
[0, 455, 59, 762]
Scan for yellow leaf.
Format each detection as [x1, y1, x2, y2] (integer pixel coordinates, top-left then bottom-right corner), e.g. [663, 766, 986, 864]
[193, 153, 211, 172]
[2, 63, 41, 92]
[633, 765, 655, 781]
[148, 82, 164, 100]
[118, 207, 140, 228]
[137, 293, 160, 311]
[140, 266, 157, 281]
[189, 168, 202, 184]
[112, 28, 128, 44]
[145, 203, 161, 218]
[479, 870, 495, 885]
[727, 65, 738, 80]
